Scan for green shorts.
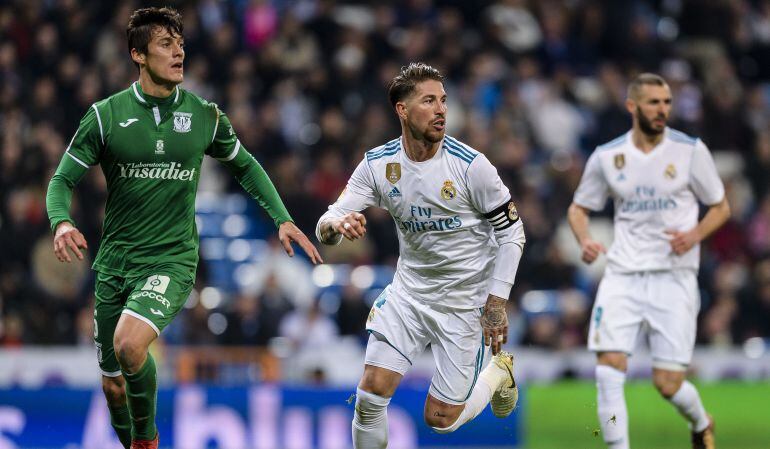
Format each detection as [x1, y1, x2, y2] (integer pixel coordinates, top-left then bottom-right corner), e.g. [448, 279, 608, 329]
[93, 265, 194, 376]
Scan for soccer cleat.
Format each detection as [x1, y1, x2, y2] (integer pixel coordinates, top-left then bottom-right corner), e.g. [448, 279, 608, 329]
[489, 351, 518, 418]
[130, 433, 159, 449]
[691, 415, 715, 449]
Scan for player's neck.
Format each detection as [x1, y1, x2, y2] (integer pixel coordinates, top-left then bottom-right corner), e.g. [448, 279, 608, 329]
[138, 70, 178, 99]
[402, 133, 440, 162]
[631, 127, 664, 153]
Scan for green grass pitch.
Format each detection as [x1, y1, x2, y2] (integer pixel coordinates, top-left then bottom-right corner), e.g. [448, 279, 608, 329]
[524, 381, 770, 449]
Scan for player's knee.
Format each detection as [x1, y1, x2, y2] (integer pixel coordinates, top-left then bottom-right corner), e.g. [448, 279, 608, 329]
[101, 376, 126, 407]
[359, 372, 397, 398]
[113, 336, 147, 373]
[424, 399, 463, 432]
[425, 412, 459, 432]
[653, 377, 682, 399]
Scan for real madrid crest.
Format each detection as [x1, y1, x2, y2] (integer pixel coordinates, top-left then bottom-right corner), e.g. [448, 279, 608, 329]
[664, 163, 677, 179]
[614, 153, 625, 170]
[441, 180, 457, 200]
[173, 111, 192, 133]
[386, 163, 401, 184]
[507, 202, 519, 221]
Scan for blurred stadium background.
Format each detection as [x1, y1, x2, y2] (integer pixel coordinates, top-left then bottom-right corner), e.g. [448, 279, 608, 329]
[1, 0, 770, 448]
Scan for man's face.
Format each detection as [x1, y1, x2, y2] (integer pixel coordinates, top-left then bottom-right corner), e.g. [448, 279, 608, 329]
[400, 80, 447, 143]
[136, 26, 185, 85]
[629, 84, 672, 136]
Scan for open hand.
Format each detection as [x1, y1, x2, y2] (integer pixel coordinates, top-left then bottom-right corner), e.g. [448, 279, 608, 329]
[53, 222, 88, 263]
[279, 221, 323, 264]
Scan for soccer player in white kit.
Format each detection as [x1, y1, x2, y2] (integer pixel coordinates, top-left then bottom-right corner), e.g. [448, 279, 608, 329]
[316, 63, 525, 448]
[568, 73, 731, 449]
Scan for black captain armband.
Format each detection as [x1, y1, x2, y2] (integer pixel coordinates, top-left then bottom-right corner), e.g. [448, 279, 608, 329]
[484, 200, 519, 231]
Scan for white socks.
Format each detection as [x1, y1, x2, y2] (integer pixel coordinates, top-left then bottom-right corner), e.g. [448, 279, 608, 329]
[668, 380, 710, 432]
[352, 388, 390, 449]
[433, 359, 507, 433]
[596, 365, 629, 449]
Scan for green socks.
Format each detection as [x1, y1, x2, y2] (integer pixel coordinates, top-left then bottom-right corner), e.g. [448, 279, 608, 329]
[108, 403, 132, 448]
[123, 353, 158, 440]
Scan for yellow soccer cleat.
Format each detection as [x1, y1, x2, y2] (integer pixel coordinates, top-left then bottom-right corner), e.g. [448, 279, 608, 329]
[489, 351, 518, 418]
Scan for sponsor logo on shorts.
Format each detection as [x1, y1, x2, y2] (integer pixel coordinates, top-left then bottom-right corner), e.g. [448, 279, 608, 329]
[131, 290, 171, 309]
[593, 306, 603, 344]
[142, 275, 170, 294]
[150, 308, 165, 317]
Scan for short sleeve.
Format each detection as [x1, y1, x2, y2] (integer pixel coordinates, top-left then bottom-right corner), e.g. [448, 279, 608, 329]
[66, 105, 105, 167]
[467, 154, 511, 213]
[206, 106, 240, 161]
[689, 140, 725, 206]
[573, 150, 609, 211]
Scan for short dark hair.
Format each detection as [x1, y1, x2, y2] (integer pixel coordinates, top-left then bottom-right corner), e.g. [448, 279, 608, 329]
[127, 7, 183, 66]
[627, 73, 668, 100]
[387, 62, 444, 108]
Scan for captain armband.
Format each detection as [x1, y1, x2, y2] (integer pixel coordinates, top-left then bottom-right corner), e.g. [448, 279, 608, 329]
[484, 200, 519, 231]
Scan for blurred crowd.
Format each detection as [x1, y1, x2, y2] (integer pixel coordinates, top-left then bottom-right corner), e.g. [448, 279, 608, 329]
[1, 0, 770, 357]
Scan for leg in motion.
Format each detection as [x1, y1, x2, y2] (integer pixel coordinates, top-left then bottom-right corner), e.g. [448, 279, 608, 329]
[114, 314, 159, 448]
[596, 352, 629, 449]
[353, 364, 402, 449]
[653, 367, 714, 449]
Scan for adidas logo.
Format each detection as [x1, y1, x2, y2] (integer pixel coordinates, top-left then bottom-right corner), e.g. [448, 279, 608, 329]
[388, 186, 402, 198]
[617, 173, 626, 182]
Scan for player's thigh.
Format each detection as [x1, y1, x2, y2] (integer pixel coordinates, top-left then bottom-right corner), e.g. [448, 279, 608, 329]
[428, 306, 486, 406]
[94, 271, 129, 377]
[647, 270, 699, 367]
[365, 286, 430, 373]
[123, 266, 195, 337]
[588, 271, 645, 355]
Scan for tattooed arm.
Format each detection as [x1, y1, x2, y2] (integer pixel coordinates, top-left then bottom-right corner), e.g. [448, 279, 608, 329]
[481, 294, 508, 355]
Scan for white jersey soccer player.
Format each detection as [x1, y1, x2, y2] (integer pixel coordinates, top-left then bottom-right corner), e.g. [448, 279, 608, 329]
[568, 73, 730, 449]
[317, 63, 524, 448]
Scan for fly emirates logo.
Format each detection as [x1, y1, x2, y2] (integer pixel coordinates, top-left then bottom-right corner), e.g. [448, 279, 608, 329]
[117, 162, 196, 181]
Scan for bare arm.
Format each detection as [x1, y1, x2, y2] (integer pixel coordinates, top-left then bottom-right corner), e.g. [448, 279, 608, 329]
[666, 196, 731, 255]
[567, 202, 606, 264]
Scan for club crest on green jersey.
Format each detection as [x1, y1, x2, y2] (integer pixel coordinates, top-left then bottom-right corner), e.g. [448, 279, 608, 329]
[155, 139, 165, 154]
[173, 111, 192, 133]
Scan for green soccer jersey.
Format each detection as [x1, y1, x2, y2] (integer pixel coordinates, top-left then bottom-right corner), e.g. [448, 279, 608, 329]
[47, 81, 292, 276]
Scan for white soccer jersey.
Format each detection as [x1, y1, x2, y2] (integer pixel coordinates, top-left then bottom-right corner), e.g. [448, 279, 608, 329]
[573, 128, 725, 272]
[317, 135, 525, 309]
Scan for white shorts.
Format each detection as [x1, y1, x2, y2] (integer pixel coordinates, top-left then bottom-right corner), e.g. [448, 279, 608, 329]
[588, 269, 700, 366]
[365, 285, 487, 405]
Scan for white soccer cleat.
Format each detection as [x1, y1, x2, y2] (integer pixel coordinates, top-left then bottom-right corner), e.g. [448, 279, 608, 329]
[489, 351, 518, 418]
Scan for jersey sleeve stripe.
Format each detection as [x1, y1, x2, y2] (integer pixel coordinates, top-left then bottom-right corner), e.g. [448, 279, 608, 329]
[366, 140, 400, 159]
[66, 151, 89, 168]
[445, 147, 473, 163]
[445, 136, 477, 159]
[216, 140, 241, 162]
[91, 104, 104, 145]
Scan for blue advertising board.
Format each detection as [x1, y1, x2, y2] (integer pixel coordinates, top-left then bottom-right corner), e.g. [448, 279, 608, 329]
[0, 385, 522, 448]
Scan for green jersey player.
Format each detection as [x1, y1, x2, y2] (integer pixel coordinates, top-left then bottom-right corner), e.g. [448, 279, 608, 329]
[45, 7, 321, 449]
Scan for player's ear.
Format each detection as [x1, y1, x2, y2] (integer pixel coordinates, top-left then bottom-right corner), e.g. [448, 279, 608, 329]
[395, 101, 408, 120]
[625, 98, 636, 115]
[130, 48, 146, 66]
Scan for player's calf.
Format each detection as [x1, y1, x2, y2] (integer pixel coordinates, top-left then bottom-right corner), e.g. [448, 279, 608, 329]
[102, 375, 127, 406]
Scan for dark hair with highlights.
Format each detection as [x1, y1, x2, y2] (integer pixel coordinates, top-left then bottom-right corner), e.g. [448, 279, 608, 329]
[627, 73, 668, 101]
[126, 7, 183, 67]
[387, 62, 444, 108]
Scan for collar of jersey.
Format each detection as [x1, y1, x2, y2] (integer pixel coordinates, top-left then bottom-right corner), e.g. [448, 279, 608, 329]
[131, 81, 181, 108]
